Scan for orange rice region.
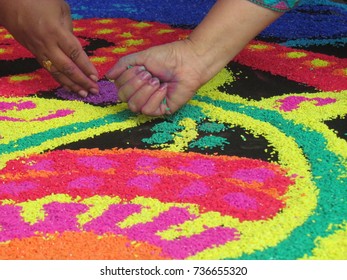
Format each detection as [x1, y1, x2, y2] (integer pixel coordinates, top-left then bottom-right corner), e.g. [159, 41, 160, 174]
[0, 231, 171, 260]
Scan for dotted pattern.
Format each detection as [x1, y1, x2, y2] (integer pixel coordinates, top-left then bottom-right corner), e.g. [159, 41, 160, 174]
[0, 12, 346, 260]
[235, 41, 347, 91]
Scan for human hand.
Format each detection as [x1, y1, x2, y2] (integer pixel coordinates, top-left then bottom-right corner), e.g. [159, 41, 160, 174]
[105, 40, 210, 116]
[0, 0, 99, 97]
[105, 0, 283, 116]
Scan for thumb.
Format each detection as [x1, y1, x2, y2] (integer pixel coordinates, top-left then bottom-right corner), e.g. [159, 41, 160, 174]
[105, 52, 146, 80]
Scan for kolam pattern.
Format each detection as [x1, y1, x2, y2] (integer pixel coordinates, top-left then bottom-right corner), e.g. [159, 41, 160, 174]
[0, 1, 346, 260]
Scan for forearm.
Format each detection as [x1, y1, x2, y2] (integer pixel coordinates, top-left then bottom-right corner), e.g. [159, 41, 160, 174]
[186, 0, 282, 82]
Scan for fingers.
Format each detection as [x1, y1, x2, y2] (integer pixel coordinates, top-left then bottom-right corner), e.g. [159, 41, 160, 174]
[59, 34, 99, 82]
[105, 53, 146, 80]
[116, 69, 170, 116]
[40, 32, 99, 97]
[140, 83, 170, 116]
[128, 81, 169, 116]
[116, 71, 152, 102]
[127, 77, 161, 112]
[113, 66, 146, 92]
[105, 49, 176, 116]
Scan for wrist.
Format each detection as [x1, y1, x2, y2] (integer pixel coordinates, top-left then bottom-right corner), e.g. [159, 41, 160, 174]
[183, 33, 240, 85]
[180, 0, 282, 85]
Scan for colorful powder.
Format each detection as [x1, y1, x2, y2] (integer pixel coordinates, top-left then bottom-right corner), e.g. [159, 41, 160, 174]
[56, 80, 119, 105]
[0, 5, 346, 260]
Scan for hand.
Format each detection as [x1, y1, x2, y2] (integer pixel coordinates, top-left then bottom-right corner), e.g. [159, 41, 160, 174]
[105, 40, 210, 116]
[0, 0, 99, 96]
[105, 0, 282, 116]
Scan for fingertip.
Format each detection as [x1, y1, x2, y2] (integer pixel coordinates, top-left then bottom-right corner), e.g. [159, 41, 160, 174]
[104, 70, 112, 79]
[90, 88, 99, 95]
[90, 74, 99, 82]
[159, 83, 168, 91]
[137, 66, 146, 72]
[78, 90, 88, 98]
[63, 86, 71, 92]
[105, 69, 116, 79]
[105, 63, 126, 79]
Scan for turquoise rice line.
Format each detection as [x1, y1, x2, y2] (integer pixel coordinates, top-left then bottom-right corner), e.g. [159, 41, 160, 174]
[0, 110, 133, 155]
[195, 95, 347, 259]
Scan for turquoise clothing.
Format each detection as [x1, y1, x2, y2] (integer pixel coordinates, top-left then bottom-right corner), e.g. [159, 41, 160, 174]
[248, 0, 300, 12]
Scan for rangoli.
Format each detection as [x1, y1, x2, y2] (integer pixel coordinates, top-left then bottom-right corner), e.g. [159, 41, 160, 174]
[0, 0, 346, 260]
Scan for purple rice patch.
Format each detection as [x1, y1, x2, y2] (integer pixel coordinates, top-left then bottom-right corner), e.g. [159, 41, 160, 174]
[55, 80, 119, 105]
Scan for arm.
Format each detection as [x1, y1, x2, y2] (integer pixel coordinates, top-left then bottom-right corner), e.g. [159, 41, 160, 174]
[185, 0, 283, 84]
[0, 0, 99, 96]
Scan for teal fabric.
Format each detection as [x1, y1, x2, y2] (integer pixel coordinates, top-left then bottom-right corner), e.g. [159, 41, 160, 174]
[248, 0, 300, 12]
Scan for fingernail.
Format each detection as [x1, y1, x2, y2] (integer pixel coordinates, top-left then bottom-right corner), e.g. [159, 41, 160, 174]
[135, 66, 146, 73]
[78, 90, 88, 97]
[149, 77, 160, 86]
[165, 108, 172, 115]
[140, 71, 151, 80]
[159, 83, 167, 90]
[90, 74, 99, 82]
[90, 88, 99, 95]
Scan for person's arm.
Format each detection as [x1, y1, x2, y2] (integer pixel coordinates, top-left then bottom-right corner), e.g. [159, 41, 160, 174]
[184, 0, 283, 86]
[0, 0, 99, 97]
[106, 0, 284, 116]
